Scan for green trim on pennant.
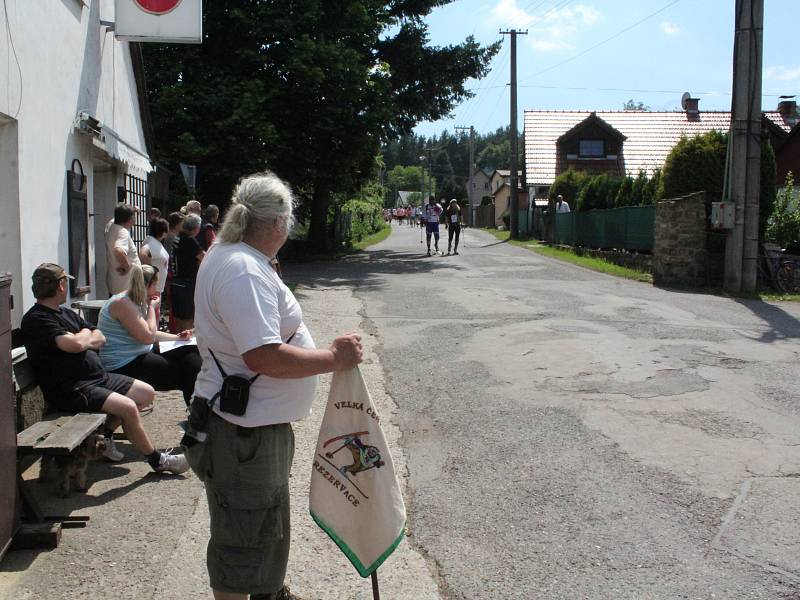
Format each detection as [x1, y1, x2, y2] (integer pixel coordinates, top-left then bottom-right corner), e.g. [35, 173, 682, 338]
[310, 511, 406, 578]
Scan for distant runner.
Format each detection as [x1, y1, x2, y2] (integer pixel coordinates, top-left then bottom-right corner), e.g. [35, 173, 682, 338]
[424, 198, 443, 256]
[445, 199, 462, 255]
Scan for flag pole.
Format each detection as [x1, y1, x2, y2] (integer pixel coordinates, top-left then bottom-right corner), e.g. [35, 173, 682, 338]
[371, 570, 381, 600]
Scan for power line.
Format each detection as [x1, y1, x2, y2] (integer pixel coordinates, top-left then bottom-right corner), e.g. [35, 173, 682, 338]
[520, 0, 682, 81]
[467, 83, 797, 99]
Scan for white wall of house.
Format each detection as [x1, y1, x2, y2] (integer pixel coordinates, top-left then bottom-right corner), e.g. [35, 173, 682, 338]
[0, 0, 150, 326]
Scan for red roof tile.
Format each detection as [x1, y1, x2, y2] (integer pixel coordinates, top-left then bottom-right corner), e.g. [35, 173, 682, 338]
[524, 110, 792, 186]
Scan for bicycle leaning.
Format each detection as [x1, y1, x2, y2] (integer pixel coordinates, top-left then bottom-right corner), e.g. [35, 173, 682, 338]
[759, 242, 799, 294]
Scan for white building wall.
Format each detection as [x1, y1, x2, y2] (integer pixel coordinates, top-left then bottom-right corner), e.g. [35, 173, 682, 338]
[0, 0, 150, 326]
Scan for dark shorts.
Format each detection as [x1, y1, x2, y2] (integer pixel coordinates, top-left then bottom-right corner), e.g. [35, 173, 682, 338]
[194, 413, 295, 595]
[59, 373, 135, 412]
[426, 221, 440, 235]
[171, 278, 196, 319]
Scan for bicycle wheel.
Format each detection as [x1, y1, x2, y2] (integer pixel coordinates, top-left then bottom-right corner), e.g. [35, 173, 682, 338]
[776, 259, 799, 294]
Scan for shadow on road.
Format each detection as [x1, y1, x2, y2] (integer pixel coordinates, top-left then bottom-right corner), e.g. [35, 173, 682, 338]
[285, 248, 466, 292]
[733, 297, 800, 343]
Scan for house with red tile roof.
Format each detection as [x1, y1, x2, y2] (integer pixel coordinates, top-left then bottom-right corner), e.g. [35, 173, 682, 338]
[523, 98, 798, 203]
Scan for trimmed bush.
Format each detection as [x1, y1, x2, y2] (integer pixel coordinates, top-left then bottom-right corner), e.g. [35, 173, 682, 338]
[549, 168, 589, 206]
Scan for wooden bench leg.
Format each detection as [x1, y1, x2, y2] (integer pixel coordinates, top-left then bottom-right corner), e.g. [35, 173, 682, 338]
[17, 473, 44, 523]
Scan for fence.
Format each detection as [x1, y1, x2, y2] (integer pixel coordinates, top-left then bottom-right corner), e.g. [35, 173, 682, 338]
[473, 204, 495, 228]
[555, 205, 655, 252]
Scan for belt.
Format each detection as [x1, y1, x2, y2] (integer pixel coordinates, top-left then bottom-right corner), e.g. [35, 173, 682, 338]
[211, 410, 285, 437]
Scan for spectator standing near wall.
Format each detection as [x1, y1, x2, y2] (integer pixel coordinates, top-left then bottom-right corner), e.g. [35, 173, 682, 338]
[171, 213, 205, 332]
[105, 204, 141, 295]
[139, 218, 170, 324]
[198, 204, 220, 251]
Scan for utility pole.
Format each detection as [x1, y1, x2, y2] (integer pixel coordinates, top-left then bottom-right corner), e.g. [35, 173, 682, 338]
[428, 146, 433, 203]
[500, 29, 527, 239]
[724, 0, 763, 293]
[455, 125, 475, 226]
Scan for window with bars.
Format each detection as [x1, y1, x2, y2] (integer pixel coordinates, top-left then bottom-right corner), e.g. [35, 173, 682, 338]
[119, 173, 149, 245]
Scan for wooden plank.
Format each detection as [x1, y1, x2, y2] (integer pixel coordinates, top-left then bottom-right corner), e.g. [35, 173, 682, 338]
[10, 522, 62, 550]
[16, 416, 71, 452]
[34, 414, 105, 454]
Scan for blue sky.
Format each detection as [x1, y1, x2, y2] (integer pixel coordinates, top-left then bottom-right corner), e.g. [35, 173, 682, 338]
[413, 0, 798, 138]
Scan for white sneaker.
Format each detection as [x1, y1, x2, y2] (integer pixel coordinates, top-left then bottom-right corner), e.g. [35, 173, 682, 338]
[153, 450, 189, 475]
[102, 436, 124, 462]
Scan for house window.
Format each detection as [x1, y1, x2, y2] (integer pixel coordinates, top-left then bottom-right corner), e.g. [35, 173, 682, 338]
[579, 139, 604, 157]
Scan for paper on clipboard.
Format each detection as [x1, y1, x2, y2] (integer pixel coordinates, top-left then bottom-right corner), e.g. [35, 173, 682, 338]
[159, 337, 197, 353]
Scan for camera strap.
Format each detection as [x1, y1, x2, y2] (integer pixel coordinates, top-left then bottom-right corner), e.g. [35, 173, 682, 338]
[207, 330, 297, 384]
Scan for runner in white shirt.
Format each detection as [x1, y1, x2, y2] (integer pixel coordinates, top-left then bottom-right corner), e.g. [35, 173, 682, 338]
[424, 198, 443, 256]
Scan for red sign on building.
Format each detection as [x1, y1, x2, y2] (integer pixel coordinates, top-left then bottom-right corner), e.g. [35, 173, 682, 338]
[133, 0, 183, 15]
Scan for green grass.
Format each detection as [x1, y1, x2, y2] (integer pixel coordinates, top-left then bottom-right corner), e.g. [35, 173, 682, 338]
[484, 230, 799, 301]
[352, 224, 391, 251]
[485, 230, 653, 283]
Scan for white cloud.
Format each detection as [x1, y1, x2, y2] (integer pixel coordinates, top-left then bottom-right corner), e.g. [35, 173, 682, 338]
[490, 1, 602, 52]
[765, 65, 800, 82]
[661, 21, 681, 35]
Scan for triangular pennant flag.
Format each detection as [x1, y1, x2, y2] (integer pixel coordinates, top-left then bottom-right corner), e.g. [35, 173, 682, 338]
[310, 368, 406, 577]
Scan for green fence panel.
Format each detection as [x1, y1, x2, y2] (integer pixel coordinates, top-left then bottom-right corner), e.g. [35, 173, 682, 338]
[555, 212, 576, 245]
[555, 205, 654, 252]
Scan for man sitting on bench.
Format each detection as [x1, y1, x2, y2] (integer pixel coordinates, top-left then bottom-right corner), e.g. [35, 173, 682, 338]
[20, 263, 188, 475]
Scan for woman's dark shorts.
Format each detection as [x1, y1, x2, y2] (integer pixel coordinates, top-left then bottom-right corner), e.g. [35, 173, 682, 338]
[60, 373, 135, 412]
[170, 278, 196, 319]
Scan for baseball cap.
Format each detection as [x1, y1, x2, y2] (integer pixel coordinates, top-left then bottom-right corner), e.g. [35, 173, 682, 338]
[31, 263, 73, 296]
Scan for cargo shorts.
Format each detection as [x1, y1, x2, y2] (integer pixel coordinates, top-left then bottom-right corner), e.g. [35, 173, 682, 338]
[200, 412, 295, 595]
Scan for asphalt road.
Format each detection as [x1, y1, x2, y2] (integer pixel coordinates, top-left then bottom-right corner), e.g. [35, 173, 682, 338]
[292, 223, 800, 600]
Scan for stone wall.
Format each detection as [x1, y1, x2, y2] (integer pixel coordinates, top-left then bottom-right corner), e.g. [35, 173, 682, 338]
[653, 192, 708, 288]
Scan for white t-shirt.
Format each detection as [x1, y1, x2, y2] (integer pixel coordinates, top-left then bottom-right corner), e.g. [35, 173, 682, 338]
[425, 203, 442, 223]
[141, 235, 169, 293]
[556, 201, 571, 213]
[105, 221, 141, 295]
[193, 242, 318, 427]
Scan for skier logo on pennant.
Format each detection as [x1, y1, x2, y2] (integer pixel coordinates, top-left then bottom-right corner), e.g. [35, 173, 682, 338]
[319, 431, 385, 499]
[310, 368, 406, 579]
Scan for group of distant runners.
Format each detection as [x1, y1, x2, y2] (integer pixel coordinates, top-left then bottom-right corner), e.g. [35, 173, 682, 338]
[385, 206, 419, 225]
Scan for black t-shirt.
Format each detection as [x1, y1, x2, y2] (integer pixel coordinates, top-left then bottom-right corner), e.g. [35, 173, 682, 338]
[175, 233, 203, 281]
[20, 303, 106, 402]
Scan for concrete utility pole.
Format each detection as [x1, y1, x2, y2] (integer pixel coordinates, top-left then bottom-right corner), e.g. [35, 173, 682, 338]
[724, 0, 763, 293]
[428, 146, 433, 202]
[455, 125, 475, 226]
[500, 29, 527, 239]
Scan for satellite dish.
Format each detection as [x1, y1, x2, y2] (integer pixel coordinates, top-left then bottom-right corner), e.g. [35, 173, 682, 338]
[680, 92, 691, 110]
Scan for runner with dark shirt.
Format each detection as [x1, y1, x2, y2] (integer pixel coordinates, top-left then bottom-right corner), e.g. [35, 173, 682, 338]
[445, 199, 462, 255]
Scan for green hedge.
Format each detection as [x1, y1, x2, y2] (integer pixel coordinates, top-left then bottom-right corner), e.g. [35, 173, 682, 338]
[338, 198, 387, 246]
[550, 168, 660, 212]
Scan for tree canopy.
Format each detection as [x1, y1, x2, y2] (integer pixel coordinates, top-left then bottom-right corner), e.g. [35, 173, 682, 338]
[142, 1, 499, 248]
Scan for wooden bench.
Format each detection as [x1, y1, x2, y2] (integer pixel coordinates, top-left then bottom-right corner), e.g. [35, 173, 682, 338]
[12, 347, 106, 549]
